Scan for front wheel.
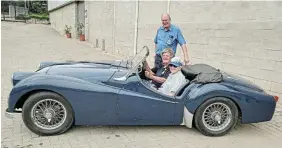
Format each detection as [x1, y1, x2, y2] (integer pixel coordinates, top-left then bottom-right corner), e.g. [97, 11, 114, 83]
[194, 97, 239, 136]
[22, 92, 74, 136]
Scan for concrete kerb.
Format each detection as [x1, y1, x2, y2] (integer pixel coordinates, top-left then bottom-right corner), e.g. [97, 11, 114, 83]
[1, 19, 25, 23]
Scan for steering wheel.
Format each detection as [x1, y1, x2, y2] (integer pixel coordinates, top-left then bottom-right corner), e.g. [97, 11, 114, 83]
[137, 60, 146, 73]
[137, 64, 142, 73]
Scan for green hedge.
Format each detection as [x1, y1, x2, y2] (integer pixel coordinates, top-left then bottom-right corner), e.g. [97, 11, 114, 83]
[15, 14, 30, 20]
[29, 14, 49, 21]
[15, 14, 49, 21]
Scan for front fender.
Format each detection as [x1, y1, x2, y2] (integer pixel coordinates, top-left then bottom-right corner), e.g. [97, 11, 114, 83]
[8, 74, 119, 112]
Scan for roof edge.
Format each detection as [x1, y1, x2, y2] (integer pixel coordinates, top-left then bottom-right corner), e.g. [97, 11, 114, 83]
[48, 0, 78, 13]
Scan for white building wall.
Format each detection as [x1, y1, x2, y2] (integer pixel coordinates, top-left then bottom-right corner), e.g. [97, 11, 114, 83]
[169, 1, 282, 96]
[49, 2, 76, 36]
[48, 0, 73, 11]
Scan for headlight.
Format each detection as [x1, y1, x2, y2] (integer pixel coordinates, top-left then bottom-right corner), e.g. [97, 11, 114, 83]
[37, 63, 41, 69]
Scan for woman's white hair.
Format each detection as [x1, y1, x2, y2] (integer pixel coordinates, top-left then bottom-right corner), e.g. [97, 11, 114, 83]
[161, 48, 174, 58]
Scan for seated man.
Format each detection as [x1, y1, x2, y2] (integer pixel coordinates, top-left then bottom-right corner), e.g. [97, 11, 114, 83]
[158, 57, 188, 96]
[144, 48, 174, 89]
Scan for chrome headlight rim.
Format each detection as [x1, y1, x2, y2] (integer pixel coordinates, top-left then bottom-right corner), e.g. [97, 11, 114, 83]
[11, 73, 14, 85]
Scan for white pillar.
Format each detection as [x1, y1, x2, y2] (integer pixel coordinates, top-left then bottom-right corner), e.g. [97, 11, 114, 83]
[167, 0, 170, 13]
[112, 1, 116, 54]
[133, 0, 139, 56]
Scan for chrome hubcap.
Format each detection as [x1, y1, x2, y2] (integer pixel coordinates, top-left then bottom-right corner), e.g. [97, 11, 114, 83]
[31, 99, 67, 130]
[202, 103, 232, 131]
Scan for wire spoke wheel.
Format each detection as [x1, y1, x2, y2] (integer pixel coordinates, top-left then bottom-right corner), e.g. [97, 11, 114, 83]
[23, 92, 74, 136]
[31, 99, 67, 130]
[202, 102, 232, 132]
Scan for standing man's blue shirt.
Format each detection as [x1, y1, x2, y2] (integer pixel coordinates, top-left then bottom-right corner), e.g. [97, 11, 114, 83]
[154, 24, 187, 55]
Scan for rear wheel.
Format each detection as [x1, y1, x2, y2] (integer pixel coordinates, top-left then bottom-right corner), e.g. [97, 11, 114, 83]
[194, 97, 238, 136]
[22, 92, 74, 136]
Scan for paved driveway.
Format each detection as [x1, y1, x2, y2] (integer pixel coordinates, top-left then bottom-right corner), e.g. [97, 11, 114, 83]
[1, 22, 282, 148]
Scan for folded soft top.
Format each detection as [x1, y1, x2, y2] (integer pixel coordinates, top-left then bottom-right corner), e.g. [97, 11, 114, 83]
[181, 64, 223, 84]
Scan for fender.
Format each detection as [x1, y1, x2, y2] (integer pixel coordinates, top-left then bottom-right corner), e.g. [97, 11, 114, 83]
[8, 74, 120, 112]
[183, 83, 239, 113]
[183, 82, 276, 123]
[8, 74, 122, 125]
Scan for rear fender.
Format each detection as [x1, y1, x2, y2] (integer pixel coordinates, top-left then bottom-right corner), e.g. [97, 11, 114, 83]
[184, 83, 276, 123]
[184, 83, 241, 114]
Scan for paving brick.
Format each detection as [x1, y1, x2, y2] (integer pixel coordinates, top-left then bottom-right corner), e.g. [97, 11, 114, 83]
[53, 143, 72, 148]
[2, 141, 13, 148]
[39, 139, 51, 147]
[48, 136, 63, 145]
[13, 140, 23, 147]
[88, 142, 100, 148]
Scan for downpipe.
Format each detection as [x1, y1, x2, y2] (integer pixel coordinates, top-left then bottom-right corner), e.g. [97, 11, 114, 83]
[133, 0, 139, 55]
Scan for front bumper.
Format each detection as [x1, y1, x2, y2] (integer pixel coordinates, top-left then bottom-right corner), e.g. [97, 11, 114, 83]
[5, 108, 14, 119]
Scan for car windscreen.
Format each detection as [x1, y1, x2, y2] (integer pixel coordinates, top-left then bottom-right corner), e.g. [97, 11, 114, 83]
[127, 46, 149, 70]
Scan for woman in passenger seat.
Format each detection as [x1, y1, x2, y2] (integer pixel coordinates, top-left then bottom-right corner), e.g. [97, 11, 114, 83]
[158, 57, 188, 96]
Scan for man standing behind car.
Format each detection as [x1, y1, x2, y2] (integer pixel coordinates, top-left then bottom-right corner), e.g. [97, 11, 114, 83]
[154, 13, 191, 69]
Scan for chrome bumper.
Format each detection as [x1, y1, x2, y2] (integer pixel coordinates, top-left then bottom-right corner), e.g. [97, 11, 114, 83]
[5, 108, 14, 119]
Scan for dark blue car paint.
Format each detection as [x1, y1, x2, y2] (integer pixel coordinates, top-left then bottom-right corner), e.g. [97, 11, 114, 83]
[183, 82, 276, 123]
[111, 74, 184, 125]
[47, 66, 117, 83]
[7, 62, 277, 126]
[9, 74, 121, 125]
[12, 72, 37, 86]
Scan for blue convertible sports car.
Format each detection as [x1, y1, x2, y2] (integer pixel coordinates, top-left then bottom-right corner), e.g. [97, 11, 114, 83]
[5, 46, 279, 136]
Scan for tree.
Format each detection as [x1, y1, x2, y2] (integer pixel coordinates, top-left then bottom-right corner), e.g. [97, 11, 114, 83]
[28, 0, 48, 14]
[1, 1, 9, 20]
[1, 1, 9, 13]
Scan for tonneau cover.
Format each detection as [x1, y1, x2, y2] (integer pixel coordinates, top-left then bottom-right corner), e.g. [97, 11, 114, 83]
[181, 64, 223, 84]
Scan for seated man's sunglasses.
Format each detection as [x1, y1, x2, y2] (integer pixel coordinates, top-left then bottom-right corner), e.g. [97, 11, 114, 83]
[169, 64, 178, 68]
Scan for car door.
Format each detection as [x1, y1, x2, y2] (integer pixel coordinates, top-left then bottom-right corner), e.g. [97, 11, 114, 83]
[117, 76, 177, 125]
